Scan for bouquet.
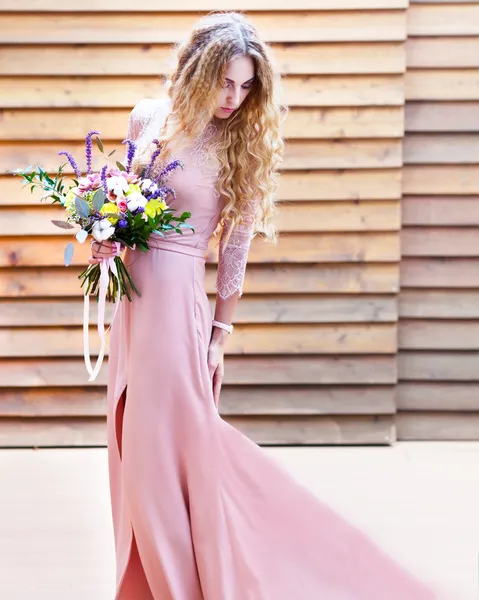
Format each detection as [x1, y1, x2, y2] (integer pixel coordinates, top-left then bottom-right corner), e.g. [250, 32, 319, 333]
[10, 130, 192, 380]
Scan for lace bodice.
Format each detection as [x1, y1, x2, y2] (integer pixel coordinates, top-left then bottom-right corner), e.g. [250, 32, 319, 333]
[125, 98, 257, 299]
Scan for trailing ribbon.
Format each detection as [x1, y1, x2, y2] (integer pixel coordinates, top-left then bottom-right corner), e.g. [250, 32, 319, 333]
[83, 241, 122, 382]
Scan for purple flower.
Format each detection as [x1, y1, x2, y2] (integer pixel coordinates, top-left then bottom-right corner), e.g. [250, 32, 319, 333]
[121, 139, 137, 173]
[100, 165, 108, 197]
[150, 185, 175, 201]
[58, 150, 81, 178]
[85, 130, 100, 175]
[144, 139, 162, 179]
[117, 219, 128, 228]
[153, 159, 184, 185]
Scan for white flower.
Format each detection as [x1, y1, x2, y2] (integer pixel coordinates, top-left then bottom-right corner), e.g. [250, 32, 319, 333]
[92, 219, 115, 242]
[126, 191, 148, 211]
[107, 176, 129, 197]
[140, 179, 159, 194]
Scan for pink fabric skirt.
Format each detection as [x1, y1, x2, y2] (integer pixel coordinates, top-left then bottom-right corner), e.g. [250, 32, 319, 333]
[106, 241, 451, 600]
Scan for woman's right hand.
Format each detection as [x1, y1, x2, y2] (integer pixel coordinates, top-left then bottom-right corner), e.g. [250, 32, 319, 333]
[89, 240, 120, 265]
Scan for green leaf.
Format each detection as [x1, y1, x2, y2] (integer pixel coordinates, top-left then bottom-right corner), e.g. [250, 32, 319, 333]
[116, 161, 126, 172]
[92, 188, 106, 212]
[108, 149, 116, 157]
[95, 136, 104, 153]
[75, 195, 90, 218]
[64, 242, 75, 267]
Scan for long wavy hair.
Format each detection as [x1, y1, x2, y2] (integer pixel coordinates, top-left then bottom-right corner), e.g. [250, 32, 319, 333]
[130, 11, 287, 247]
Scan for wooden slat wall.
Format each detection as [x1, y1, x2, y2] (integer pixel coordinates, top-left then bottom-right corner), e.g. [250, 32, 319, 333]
[0, 1, 408, 447]
[398, 0, 479, 440]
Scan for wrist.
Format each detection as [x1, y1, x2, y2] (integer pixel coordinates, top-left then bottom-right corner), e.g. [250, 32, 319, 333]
[212, 319, 234, 334]
[211, 325, 230, 345]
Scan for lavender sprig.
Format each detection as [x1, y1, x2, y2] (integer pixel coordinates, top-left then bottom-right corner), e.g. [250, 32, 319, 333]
[144, 139, 162, 179]
[150, 185, 176, 201]
[58, 150, 81, 178]
[85, 130, 100, 175]
[100, 165, 108, 197]
[121, 139, 137, 173]
[153, 159, 185, 185]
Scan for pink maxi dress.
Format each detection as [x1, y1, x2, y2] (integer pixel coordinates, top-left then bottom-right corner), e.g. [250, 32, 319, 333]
[106, 98, 449, 600]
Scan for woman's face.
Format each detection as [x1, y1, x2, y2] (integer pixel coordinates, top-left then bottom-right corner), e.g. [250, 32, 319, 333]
[213, 55, 255, 119]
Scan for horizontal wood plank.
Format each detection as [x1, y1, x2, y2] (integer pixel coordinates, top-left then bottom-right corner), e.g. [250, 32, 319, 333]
[0, 107, 405, 141]
[399, 290, 479, 319]
[408, 5, 479, 36]
[401, 227, 479, 257]
[404, 134, 479, 165]
[0, 139, 403, 172]
[0, 233, 401, 267]
[0, 75, 406, 108]
[0, 11, 407, 43]
[406, 37, 479, 68]
[227, 415, 394, 445]
[405, 102, 479, 133]
[397, 413, 479, 441]
[403, 166, 479, 195]
[3, 170, 403, 204]
[398, 351, 479, 381]
[0, 414, 395, 446]
[0, 43, 405, 76]
[0, 1, 410, 11]
[399, 320, 479, 350]
[0, 356, 397, 386]
[0, 201, 401, 233]
[406, 70, 479, 101]
[402, 197, 479, 226]
[0, 385, 396, 416]
[0, 296, 397, 326]
[398, 382, 479, 411]
[0, 323, 398, 357]
[400, 258, 479, 288]
[0, 264, 400, 297]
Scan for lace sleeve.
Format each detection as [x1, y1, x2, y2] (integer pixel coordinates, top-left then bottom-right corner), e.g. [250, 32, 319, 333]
[216, 199, 257, 300]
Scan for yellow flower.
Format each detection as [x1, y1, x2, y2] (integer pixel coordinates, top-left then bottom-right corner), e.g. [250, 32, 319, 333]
[126, 183, 141, 196]
[100, 201, 120, 223]
[144, 199, 168, 219]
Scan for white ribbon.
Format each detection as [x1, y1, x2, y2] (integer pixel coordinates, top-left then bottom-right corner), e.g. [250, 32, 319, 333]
[83, 242, 122, 382]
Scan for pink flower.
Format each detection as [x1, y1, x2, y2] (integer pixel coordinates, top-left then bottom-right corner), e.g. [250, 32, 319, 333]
[125, 172, 140, 184]
[117, 199, 128, 212]
[78, 173, 102, 193]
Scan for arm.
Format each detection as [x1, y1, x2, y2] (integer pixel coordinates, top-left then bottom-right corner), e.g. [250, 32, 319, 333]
[211, 198, 257, 344]
[208, 199, 257, 407]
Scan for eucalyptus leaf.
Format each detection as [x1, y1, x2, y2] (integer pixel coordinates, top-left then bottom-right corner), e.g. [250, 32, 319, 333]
[92, 188, 106, 212]
[95, 136, 104, 153]
[116, 161, 126, 172]
[108, 149, 116, 157]
[51, 219, 75, 230]
[64, 242, 75, 267]
[75, 195, 90, 218]
[76, 229, 89, 243]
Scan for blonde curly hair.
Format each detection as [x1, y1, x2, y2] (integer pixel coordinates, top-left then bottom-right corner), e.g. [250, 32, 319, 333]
[130, 11, 287, 247]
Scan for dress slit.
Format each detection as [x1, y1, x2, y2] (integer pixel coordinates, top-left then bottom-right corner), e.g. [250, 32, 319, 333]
[113, 384, 155, 600]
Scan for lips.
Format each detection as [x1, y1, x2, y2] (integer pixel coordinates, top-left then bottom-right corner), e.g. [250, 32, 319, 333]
[222, 107, 235, 112]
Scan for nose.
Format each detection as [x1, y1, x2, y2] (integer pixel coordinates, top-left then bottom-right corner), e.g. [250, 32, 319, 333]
[227, 86, 241, 107]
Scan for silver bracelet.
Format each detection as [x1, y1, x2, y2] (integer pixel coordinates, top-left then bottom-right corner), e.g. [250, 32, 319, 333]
[212, 319, 234, 334]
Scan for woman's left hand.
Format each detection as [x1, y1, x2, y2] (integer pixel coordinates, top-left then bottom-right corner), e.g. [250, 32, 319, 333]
[207, 340, 225, 409]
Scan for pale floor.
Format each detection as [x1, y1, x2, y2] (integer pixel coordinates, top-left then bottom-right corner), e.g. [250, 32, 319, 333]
[0, 442, 478, 600]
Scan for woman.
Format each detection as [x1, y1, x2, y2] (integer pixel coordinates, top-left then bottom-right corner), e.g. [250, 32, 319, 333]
[91, 11, 448, 600]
